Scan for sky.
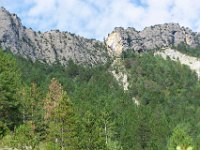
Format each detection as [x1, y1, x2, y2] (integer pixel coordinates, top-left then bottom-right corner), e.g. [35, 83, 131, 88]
[0, 0, 200, 40]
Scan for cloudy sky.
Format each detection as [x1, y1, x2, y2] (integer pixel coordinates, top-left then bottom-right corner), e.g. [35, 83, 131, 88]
[0, 0, 200, 40]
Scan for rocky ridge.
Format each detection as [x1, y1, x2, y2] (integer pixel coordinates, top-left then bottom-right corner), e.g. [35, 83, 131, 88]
[1, 7, 200, 67]
[0, 7, 108, 66]
[106, 24, 200, 57]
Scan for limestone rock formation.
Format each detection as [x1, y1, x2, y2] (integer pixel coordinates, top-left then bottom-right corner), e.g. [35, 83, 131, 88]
[106, 23, 200, 57]
[106, 27, 143, 57]
[0, 7, 108, 66]
[1, 7, 200, 66]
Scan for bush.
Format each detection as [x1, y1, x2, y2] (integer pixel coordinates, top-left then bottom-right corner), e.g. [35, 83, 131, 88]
[0, 121, 9, 139]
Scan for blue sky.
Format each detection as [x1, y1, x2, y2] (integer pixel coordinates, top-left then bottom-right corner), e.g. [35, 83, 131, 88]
[1, 0, 200, 40]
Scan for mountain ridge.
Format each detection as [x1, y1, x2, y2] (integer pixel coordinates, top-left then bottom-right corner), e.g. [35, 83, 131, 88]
[1, 7, 200, 66]
[0, 7, 108, 66]
[106, 24, 200, 57]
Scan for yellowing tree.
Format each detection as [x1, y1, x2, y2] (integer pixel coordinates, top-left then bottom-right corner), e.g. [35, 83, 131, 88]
[44, 78, 63, 121]
[45, 78, 78, 150]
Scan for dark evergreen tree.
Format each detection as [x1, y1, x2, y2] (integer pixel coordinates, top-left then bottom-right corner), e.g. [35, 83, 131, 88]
[78, 111, 106, 150]
[0, 49, 22, 130]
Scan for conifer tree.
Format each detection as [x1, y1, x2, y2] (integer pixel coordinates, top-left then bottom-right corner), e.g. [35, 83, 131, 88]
[100, 111, 122, 150]
[46, 79, 78, 150]
[20, 83, 45, 141]
[168, 125, 194, 150]
[78, 111, 106, 150]
[21, 83, 42, 122]
[0, 49, 22, 130]
[44, 78, 63, 121]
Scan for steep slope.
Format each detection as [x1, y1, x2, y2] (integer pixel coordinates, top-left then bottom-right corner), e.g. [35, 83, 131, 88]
[155, 48, 200, 78]
[109, 58, 129, 91]
[106, 24, 200, 57]
[0, 7, 108, 66]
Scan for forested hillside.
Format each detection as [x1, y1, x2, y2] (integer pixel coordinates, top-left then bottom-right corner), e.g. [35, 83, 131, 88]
[0, 47, 200, 149]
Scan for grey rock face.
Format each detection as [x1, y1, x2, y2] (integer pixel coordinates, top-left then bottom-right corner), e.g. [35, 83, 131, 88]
[0, 7, 108, 66]
[1, 7, 200, 63]
[106, 23, 200, 57]
[106, 27, 143, 57]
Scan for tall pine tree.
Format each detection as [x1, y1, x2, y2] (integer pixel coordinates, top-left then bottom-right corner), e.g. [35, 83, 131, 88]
[78, 111, 106, 150]
[0, 49, 22, 130]
[44, 78, 63, 121]
[168, 124, 194, 150]
[46, 78, 78, 150]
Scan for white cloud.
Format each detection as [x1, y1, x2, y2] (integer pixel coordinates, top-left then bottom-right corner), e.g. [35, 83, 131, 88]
[1, 0, 200, 40]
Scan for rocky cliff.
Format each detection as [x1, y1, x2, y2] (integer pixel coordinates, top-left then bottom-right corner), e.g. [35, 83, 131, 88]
[0, 7, 108, 66]
[1, 7, 200, 65]
[106, 24, 200, 57]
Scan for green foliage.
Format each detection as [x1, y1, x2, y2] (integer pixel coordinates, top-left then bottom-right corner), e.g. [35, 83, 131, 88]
[107, 138, 123, 150]
[168, 125, 194, 150]
[48, 90, 78, 150]
[0, 121, 9, 139]
[0, 122, 38, 149]
[121, 49, 136, 59]
[78, 111, 106, 150]
[13, 122, 38, 149]
[20, 83, 45, 136]
[172, 42, 200, 58]
[0, 49, 22, 130]
[127, 53, 197, 105]
[1, 47, 200, 149]
[36, 141, 60, 150]
[118, 52, 200, 149]
[0, 134, 14, 148]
